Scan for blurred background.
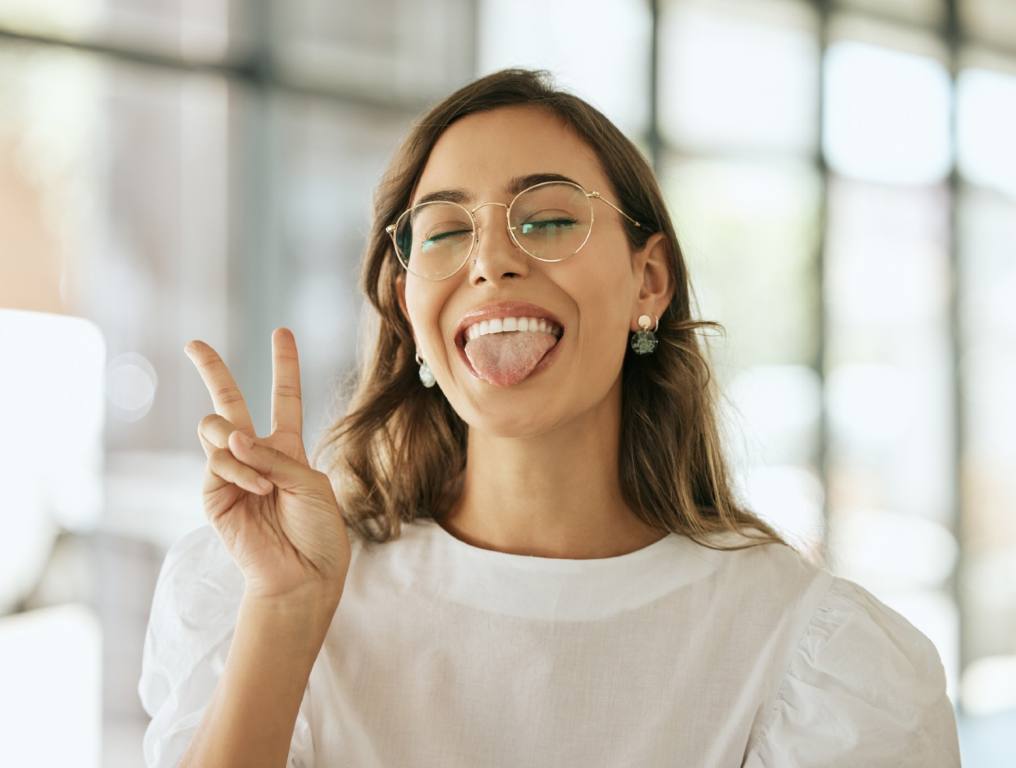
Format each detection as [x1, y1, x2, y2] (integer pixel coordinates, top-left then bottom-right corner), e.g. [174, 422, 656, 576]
[0, 0, 1013, 765]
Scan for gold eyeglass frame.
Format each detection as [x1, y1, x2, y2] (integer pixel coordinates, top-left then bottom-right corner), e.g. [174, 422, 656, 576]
[385, 179, 646, 281]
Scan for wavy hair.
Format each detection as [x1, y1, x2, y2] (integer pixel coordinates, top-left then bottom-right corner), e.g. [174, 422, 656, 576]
[310, 67, 792, 555]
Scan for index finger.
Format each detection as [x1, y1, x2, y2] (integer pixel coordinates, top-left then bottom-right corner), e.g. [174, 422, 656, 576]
[270, 327, 303, 438]
[184, 340, 256, 434]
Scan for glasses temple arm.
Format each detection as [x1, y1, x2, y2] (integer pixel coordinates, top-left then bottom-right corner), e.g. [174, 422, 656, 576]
[589, 191, 647, 230]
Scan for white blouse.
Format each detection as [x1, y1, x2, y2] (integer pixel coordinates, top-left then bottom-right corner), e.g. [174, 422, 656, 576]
[138, 517, 961, 767]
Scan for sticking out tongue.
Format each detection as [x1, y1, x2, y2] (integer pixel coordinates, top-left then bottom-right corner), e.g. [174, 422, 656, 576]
[464, 330, 559, 387]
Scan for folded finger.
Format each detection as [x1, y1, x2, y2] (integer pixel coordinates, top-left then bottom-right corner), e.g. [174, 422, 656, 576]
[198, 413, 251, 451]
[227, 430, 319, 492]
[198, 430, 215, 460]
[208, 447, 274, 495]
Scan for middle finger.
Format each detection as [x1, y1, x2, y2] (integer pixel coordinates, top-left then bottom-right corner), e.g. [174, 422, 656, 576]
[270, 327, 304, 438]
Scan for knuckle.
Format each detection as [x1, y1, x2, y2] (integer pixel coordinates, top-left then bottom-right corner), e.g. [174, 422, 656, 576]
[209, 447, 233, 471]
[274, 383, 301, 398]
[213, 385, 245, 406]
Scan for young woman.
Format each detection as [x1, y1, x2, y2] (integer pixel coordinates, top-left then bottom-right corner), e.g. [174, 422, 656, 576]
[138, 68, 961, 767]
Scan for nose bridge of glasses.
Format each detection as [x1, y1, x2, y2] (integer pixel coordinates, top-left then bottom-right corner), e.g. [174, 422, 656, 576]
[468, 200, 513, 241]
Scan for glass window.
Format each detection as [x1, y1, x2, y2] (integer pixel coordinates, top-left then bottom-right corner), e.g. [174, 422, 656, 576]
[957, 63, 1016, 198]
[661, 157, 821, 374]
[962, 656, 1016, 717]
[0, 605, 101, 767]
[825, 177, 953, 526]
[824, 175, 957, 693]
[961, 0, 1016, 53]
[477, 0, 652, 138]
[723, 366, 825, 556]
[960, 187, 1016, 339]
[0, 0, 240, 61]
[834, 0, 945, 26]
[0, 41, 234, 512]
[659, 0, 819, 154]
[660, 156, 823, 555]
[275, 0, 474, 103]
[274, 93, 414, 442]
[0, 41, 245, 764]
[824, 28, 951, 184]
[958, 185, 1016, 714]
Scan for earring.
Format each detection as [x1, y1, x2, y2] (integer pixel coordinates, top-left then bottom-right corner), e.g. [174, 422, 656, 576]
[630, 313, 659, 355]
[415, 350, 436, 388]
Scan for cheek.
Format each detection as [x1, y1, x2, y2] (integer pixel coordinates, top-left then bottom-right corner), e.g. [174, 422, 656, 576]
[554, 253, 633, 375]
[559, 245, 633, 329]
[405, 283, 454, 351]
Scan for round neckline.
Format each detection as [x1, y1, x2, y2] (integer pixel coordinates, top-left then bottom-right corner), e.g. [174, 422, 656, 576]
[422, 516, 680, 574]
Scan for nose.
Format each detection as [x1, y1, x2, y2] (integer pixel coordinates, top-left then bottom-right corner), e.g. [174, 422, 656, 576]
[466, 202, 530, 284]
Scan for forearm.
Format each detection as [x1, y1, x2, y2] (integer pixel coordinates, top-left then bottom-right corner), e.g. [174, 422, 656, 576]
[179, 587, 341, 768]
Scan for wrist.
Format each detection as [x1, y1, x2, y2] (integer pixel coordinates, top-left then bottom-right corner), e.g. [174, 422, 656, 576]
[241, 584, 343, 646]
[244, 575, 344, 608]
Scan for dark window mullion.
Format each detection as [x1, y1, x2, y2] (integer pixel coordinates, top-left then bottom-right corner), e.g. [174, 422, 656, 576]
[649, 0, 662, 175]
[815, 0, 832, 569]
[944, 0, 967, 710]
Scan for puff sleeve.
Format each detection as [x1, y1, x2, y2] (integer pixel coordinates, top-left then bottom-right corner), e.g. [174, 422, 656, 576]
[743, 576, 960, 767]
[137, 524, 316, 767]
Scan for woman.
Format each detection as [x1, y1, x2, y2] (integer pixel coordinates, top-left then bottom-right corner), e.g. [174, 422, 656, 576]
[138, 68, 961, 767]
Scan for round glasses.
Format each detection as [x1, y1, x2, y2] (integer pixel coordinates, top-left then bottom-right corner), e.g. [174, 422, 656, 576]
[385, 180, 646, 281]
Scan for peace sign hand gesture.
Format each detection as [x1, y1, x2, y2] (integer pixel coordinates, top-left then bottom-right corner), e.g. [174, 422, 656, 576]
[186, 328, 350, 603]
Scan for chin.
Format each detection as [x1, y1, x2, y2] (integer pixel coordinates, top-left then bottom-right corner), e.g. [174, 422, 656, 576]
[460, 400, 568, 440]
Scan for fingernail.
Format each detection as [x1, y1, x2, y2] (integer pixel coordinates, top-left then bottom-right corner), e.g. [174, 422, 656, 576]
[234, 431, 253, 449]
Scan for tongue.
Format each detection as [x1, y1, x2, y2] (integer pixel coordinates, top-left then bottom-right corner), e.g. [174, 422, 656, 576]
[464, 331, 558, 387]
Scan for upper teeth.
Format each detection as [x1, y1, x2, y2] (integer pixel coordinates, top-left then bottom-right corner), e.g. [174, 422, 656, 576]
[465, 316, 563, 342]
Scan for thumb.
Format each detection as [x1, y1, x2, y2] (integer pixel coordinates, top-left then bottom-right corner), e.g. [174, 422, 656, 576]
[227, 430, 321, 492]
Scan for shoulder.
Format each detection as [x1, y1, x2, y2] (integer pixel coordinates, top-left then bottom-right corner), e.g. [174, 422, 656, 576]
[801, 576, 947, 690]
[743, 573, 961, 767]
[690, 529, 832, 614]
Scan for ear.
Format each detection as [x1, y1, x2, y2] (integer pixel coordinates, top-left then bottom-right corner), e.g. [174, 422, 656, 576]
[631, 232, 674, 327]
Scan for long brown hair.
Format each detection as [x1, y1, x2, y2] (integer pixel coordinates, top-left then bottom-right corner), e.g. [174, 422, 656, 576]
[310, 67, 793, 555]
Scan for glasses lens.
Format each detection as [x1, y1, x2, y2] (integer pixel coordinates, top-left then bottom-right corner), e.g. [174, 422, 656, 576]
[394, 201, 473, 280]
[509, 182, 592, 261]
[392, 183, 594, 280]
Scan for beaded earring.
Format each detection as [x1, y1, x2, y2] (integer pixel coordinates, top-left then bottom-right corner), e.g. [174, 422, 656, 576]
[630, 313, 659, 355]
[415, 350, 436, 388]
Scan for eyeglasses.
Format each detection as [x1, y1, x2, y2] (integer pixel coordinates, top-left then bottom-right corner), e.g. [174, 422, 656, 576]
[385, 180, 646, 281]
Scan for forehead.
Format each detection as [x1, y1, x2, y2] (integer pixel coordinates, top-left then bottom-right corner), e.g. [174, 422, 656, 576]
[411, 105, 609, 207]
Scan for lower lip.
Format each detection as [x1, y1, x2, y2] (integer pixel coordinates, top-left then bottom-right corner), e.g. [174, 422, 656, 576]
[457, 332, 565, 385]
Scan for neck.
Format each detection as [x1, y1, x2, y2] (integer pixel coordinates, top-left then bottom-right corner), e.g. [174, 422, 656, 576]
[439, 377, 666, 559]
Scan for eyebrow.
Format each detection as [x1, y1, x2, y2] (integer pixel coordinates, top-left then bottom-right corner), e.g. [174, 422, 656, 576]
[412, 172, 581, 207]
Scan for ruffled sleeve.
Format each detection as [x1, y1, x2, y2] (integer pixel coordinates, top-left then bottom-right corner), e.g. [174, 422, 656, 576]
[137, 523, 315, 767]
[743, 576, 960, 767]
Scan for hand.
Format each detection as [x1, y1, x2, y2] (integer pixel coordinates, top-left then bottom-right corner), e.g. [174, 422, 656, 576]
[186, 328, 350, 603]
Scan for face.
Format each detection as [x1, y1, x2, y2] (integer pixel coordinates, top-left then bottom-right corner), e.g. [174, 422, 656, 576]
[395, 104, 668, 438]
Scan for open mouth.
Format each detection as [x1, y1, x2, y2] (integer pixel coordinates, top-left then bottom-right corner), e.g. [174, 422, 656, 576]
[457, 325, 568, 384]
